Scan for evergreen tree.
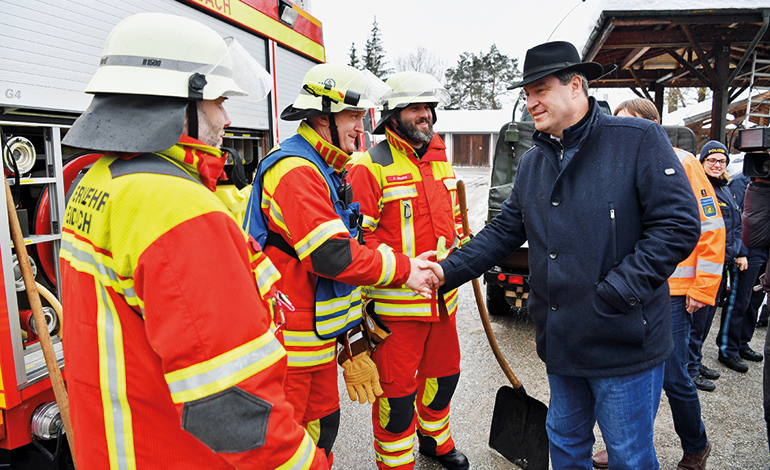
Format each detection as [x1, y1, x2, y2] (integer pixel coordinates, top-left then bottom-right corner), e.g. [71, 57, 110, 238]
[444, 45, 520, 110]
[362, 17, 391, 79]
[348, 42, 360, 69]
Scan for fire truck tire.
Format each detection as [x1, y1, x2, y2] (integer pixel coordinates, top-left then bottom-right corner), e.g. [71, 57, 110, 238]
[485, 283, 512, 316]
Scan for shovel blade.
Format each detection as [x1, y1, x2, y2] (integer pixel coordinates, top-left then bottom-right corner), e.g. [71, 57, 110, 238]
[489, 385, 549, 470]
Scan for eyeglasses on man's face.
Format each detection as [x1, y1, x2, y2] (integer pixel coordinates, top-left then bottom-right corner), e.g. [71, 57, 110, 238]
[705, 157, 727, 167]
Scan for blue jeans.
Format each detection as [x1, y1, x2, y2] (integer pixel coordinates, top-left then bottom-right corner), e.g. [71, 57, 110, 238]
[547, 364, 664, 470]
[664, 295, 708, 454]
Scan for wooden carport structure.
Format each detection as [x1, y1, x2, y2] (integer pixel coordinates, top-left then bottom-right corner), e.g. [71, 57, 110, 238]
[582, 8, 770, 149]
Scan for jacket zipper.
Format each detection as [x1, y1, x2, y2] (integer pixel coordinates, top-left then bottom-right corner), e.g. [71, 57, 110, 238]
[609, 202, 618, 265]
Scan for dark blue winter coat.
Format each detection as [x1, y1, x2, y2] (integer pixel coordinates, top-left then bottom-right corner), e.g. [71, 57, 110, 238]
[711, 177, 747, 262]
[440, 98, 700, 377]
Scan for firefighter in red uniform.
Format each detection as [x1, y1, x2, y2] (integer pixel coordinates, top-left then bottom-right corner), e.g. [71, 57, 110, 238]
[59, 13, 328, 470]
[348, 72, 470, 470]
[242, 64, 437, 465]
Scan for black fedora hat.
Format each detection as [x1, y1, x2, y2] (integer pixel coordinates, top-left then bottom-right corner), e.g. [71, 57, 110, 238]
[509, 41, 603, 89]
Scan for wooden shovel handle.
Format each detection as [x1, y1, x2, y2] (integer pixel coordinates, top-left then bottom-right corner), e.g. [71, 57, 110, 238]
[5, 181, 76, 464]
[456, 180, 522, 389]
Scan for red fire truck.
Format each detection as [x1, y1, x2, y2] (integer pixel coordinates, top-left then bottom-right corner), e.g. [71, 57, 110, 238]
[0, 0, 325, 466]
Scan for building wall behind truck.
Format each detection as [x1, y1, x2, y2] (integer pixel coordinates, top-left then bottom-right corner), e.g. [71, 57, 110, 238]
[272, 44, 317, 143]
[0, 0, 271, 131]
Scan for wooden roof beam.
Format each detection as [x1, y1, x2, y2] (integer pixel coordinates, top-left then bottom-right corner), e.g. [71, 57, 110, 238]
[682, 24, 719, 88]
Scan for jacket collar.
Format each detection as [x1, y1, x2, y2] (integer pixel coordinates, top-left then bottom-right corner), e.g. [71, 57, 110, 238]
[297, 121, 351, 171]
[533, 96, 602, 154]
[147, 135, 226, 191]
[384, 128, 447, 163]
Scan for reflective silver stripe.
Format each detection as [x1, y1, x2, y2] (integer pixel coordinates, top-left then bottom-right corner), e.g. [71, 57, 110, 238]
[98, 282, 134, 470]
[697, 258, 724, 276]
[701, 217, 725, 233]
[283, 331, 328, 345]
[287, 348, 336, 365]
[265, 198, 285, 228]
[376, 434, 416, 453]
[375, 303, 431, 316]
[283, 433, 316, 470]
[674, 148, 691, 163]
[671, 266, 696, 279]
[383, 186, 417, 202]
[61, 237, 140, 311]
[367, 287, 422, 300]
[401, 200, 415, 258]
[362, 214, 378, 230]
[377, 247, 397, 285]
[417, 414, 449, 432]
[166, 335, 284, 396]
[295, 220, 347, 259]
[100, 55, 232, 77]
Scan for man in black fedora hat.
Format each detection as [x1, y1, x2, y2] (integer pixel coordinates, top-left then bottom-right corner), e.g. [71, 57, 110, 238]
[427, 41, 701, 469]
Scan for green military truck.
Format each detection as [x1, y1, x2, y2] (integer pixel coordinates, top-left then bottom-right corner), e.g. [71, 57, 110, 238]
[484, 102, 698, 316]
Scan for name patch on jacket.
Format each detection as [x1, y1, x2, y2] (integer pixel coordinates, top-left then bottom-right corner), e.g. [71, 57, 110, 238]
[700, 196, 717, 218]
[386, 174, 413, 183]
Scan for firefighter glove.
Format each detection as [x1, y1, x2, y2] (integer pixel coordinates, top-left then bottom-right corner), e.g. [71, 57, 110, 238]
[340, 350, 382, 404]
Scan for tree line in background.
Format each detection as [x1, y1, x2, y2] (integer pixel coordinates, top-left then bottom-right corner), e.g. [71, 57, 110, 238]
[348, 17, 521, 110]
[348, 17, 711, 113]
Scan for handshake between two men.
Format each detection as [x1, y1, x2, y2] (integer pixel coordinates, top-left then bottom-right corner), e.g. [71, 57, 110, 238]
[404, 250, 447, 299]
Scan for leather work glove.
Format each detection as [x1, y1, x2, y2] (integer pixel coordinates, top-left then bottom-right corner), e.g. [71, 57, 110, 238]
[339, 350, 383, 404]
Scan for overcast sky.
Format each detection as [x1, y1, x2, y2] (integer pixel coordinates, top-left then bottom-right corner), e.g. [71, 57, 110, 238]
[311, 0, 602, 74]
[309, 0, 768, 114]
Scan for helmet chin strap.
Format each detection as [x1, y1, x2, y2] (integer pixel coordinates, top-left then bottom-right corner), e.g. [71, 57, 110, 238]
[328, 113, 342, 151]
[187, 73, 207, 140]
[187, 102, 199, 140]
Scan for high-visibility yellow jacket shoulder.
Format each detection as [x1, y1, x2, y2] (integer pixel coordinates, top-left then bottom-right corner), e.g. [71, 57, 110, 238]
[60, 136, 327, 470]
[349, 129, 463, 321]
[668, 148, 726, 305]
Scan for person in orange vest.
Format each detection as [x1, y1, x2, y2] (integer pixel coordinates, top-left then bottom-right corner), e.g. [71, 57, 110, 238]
[349, 72, 469, 470]
[591, 98, 725, 470]
[242, 64, 438, 466]
[59, 12, 329, 470]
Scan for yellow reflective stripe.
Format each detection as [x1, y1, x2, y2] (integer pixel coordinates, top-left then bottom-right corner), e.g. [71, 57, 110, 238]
[418, 413, 450, 432]
[428, 426, 452, 445]
[61, 233, 143, 311]
[362, 214, 379, 230]
[368, 287, 424, 301]
[382, 185, 417, 203]
[442, 178, 457, 191]
[283, 330, 332, 346]
[263, 195, 289, 234]
[401, 200, 416, 258]
[376, 246, 398, 285]
[286, 346, 336, 367]
[295, 219, 348, 260]
[276, 432, 318, 470]
[165, 331, 286, 403]
[376, 434, 417, 453]
[254, 256, 281, 298]
[96, 282, 137, 470]
[315, 290, 363, 337]
[444, 289, 459, 315]
[375, 303, 432, 317]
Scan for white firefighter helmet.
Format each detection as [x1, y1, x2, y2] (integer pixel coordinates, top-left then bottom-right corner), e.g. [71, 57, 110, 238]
[373, 71, 450, 134]
[63, 12, 272, 153]
[281, 63, 391, 121]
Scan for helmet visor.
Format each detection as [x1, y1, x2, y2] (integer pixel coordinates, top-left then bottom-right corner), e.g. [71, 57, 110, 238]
[197, 38, 272, 103]
[337, 70, 393, 109]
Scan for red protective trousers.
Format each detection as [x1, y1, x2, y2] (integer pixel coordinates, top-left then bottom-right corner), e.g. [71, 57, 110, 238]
[371, 313, 461, 469]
